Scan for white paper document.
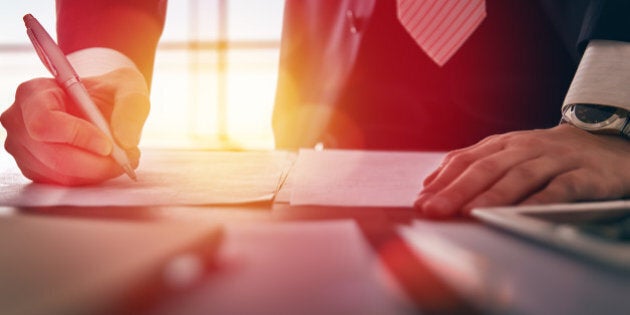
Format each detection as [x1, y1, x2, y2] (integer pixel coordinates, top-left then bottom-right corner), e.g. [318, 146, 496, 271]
[290, 149, 445, 207]
[0, 150, 295, 207]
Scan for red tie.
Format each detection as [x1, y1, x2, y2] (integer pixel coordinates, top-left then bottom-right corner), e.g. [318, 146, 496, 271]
[397, 0, 486, 66]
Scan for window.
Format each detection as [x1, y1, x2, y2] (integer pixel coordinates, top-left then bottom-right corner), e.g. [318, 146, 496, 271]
[0, 0, 284, 149]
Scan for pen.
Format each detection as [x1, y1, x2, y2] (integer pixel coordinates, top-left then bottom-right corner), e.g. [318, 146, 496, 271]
[23, 14, 137, 181]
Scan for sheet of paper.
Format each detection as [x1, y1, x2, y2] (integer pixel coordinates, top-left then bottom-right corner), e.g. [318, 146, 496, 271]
[290, 149, 445, 207]
[0, 149, 295, 207]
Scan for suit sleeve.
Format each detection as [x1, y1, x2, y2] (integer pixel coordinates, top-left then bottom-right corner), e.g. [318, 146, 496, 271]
[578, 0, 630, 52]
[563, 0, 630, 112]
[56, 0, 167, 85]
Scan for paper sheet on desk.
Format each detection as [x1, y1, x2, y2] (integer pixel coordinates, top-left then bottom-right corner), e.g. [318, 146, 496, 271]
[0, 150, 295, 207]
[290, 149, 445, 207]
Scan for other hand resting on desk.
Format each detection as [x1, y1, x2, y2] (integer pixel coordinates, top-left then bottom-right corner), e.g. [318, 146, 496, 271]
[0, 67, 149, 186]
[415, 124, 630, 217]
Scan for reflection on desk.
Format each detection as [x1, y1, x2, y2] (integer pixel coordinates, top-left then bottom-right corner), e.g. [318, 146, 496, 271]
[0, 213, 221, 315]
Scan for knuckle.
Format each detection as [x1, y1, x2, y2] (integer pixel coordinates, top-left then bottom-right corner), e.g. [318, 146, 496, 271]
[0, 108, 12, 128]
[471, 159, 499, 174]
[495, 130, 521, 142]
[444, 148, 465, 161]
[448, 152, 475, 169]
[25, 117, 51, 141]
[4, 138, 16, 155]
[476, 134, 501, 146]
[484, 134, 502, 142]
[15, 80, 36, 97]
[25, 118, 46, 140]
[16, 78, 55, 99]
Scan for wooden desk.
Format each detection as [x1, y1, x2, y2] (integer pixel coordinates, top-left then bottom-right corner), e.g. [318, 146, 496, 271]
[2, 148, 630, 315]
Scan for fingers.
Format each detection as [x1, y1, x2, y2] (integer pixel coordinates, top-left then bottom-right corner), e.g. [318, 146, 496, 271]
[4, 127, 125, 186]
[16, 79, 113, 155]
[421, 141, 504, 195]
[462, 156, 577, 214]
[5, 104, 141, 183]
[422, 135, 500, 187]
[415, 125, 630, 218]
[416, 148, 540, 217]
[2, 75, 144, 185]
[23, 107, 113, 156]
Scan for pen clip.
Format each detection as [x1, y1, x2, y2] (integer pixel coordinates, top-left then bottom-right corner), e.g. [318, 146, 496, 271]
[26, 27, 58, 77]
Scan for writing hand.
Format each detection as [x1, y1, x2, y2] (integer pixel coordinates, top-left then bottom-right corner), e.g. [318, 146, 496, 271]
[1, 67, 149, 185]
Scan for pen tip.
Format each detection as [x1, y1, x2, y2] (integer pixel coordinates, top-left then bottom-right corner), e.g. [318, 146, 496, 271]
[122, 164, 138, 181]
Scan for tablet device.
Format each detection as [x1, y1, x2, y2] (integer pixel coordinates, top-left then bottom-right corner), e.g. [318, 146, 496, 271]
[472, 201, 630, 272]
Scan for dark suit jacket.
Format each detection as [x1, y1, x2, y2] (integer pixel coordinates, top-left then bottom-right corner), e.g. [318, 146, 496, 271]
[54, 0, 630, 150]
[272, 0, 630, 150]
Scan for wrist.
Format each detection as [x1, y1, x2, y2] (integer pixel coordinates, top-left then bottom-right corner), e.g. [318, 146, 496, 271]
[561, 104, 630, 138]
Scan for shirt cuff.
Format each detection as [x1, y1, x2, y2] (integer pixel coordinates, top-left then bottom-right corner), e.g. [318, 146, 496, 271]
[563, 40, 630, 111]
[66, 47, 138, 78]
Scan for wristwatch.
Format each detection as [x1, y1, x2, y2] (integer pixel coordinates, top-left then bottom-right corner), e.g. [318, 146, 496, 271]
[561, 104, 630, 138]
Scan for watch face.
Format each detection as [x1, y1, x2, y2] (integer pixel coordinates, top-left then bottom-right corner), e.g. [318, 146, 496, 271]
[574, 104, 617, 124]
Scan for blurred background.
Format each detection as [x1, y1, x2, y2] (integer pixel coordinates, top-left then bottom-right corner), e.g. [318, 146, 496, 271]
[0, 0, 285, 150]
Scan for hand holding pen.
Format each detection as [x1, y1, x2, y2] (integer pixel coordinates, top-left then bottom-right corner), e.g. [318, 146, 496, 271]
[0, 14, 150, 185]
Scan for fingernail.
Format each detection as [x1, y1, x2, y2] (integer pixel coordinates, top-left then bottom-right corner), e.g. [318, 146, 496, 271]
[414, 192, 432, 208]
[422, 196, 454, 217]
